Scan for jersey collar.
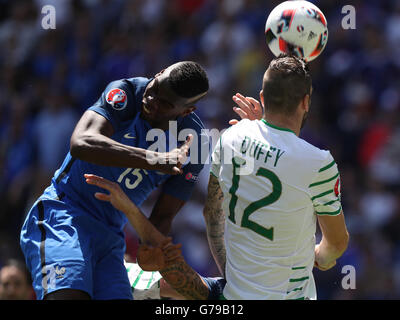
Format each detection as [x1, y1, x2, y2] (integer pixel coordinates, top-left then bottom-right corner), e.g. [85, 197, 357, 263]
[261, 119, 296, 135]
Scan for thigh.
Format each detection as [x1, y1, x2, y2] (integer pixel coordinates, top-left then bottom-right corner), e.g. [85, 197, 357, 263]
[44, 289, 91, 300]
[20, 199, 94, 299]
[200, 277, 227, 300]
[92, 240, 133, 300]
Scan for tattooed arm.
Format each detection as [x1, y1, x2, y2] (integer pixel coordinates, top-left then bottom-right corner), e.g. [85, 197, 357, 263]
[159, 255, 209, 300]
[203, 174, 226, 277]
[137, 240, 210, 300]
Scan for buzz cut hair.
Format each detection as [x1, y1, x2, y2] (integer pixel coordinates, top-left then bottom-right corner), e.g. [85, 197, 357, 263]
[168, 61, 209, 99]
[262, 54, 312, 115]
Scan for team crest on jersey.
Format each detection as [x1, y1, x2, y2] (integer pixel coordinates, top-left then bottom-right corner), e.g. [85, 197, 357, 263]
[334, 177, 341, 198]
[106, 88, 127, 110]
[185, 172, 198, 182]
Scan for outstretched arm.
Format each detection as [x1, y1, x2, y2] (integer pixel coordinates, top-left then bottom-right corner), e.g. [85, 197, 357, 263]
[85, 174, 210, 300]
[71, 111, 193, 175]
[148, 192, 186, 236]
[203, 174, 226, 277]
[84, 173, 166, 246]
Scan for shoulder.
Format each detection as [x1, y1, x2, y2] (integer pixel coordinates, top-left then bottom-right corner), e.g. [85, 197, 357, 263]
[105, 77, 150, 109]
[104, 77, 151, 95]
[88, 77, 151, 127]
[219, 119, 257, 143]
[297, 136, 331, 160]
[106, 77, 150, 98]
[294, 137, 336, 175]
[124, 77, 151, 94]
[220, 119, 252, 136]
[295, 139, 339, 189]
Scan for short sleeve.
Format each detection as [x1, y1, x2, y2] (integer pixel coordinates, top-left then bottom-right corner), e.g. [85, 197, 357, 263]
[88, 77, 150, 131]
[161, 162, 204, 201]
[161, 117, 210, 201]
[309, 152, 342, 216]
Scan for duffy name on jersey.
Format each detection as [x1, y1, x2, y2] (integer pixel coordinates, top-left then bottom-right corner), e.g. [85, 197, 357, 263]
[240, 135, 285, 167]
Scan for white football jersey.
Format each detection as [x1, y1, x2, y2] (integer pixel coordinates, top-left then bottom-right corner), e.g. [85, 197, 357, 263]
[125, 261, 162, 300]
[211, 119, 342, 300]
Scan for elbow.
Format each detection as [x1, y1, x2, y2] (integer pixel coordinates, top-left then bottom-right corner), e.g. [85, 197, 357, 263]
[70, 134, 88, 159]
[334, 231, 350, 256]
[342, 231, 350, 253]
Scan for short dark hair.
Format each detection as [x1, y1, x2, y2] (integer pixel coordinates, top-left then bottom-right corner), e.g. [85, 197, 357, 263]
[168, 61, 209, 99]
[262, 54, 312, 115]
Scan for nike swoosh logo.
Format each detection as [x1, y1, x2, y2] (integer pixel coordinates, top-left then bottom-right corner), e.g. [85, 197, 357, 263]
[124, 133, 136, 139]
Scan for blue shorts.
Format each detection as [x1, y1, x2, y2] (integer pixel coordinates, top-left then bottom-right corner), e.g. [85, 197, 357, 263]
[20, 195, 132, 300]
[201, 276, 226, 300]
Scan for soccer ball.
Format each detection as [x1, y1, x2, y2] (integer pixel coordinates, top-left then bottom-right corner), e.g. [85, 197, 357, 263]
[265, 0, 328, 62]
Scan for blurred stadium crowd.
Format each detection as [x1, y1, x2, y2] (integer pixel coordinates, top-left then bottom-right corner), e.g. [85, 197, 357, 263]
[0, 0, 399, 300]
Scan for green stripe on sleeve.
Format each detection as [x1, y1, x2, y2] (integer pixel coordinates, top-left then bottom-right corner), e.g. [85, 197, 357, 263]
[311, 189, 333, 201]
[291, 266, 306, 270]
[289, 276, 309, 282]
[313, 199, 340, 208]
[316, 206, 342, 216]
[287, 287, 303, 294]
[318, 160, 336, 172]
[309, 173, 339, 188]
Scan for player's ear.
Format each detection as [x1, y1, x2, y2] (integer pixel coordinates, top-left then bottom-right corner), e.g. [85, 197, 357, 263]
[302, 94, 311, 112]
[259, 90, 265, 107]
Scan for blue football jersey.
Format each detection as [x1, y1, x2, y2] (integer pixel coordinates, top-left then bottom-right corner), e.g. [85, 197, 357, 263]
[44, 77, 209, 232]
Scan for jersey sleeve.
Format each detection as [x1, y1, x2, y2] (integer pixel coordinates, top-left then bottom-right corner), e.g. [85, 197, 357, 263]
[161, 120, 210, 201]
[308, 152, 342, 216]
[88, 78, 145, 131]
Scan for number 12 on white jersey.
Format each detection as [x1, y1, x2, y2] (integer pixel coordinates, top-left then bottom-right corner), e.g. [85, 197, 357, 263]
[228, 156, 282, 241]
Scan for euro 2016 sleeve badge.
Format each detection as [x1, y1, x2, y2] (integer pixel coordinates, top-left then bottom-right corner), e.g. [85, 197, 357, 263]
[106, 88, 128, 110]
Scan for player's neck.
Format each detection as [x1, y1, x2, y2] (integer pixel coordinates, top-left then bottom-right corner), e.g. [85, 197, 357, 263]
[263, 112, 301, 136]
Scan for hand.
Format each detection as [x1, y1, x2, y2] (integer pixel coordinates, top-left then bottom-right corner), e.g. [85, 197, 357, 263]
[84, 173, 134, 214]
[160, 237, 182, 264]
[229, 93, 263, 125]
[314, 244, 337, 271]
[151, 134, 193, 175]
[137, 238, 182, 271]
[137, 244, 166, 271]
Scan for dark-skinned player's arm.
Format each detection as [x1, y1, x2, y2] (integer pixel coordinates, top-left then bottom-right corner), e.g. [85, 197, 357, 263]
[84, 174, 210, 300]
[70, 110, 192, 175]
[148, 192, 186, 236]
[148, 127, 210, 236]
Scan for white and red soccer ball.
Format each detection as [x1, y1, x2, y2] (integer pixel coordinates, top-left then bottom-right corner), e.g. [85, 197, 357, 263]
[265, 1, 328, 62]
